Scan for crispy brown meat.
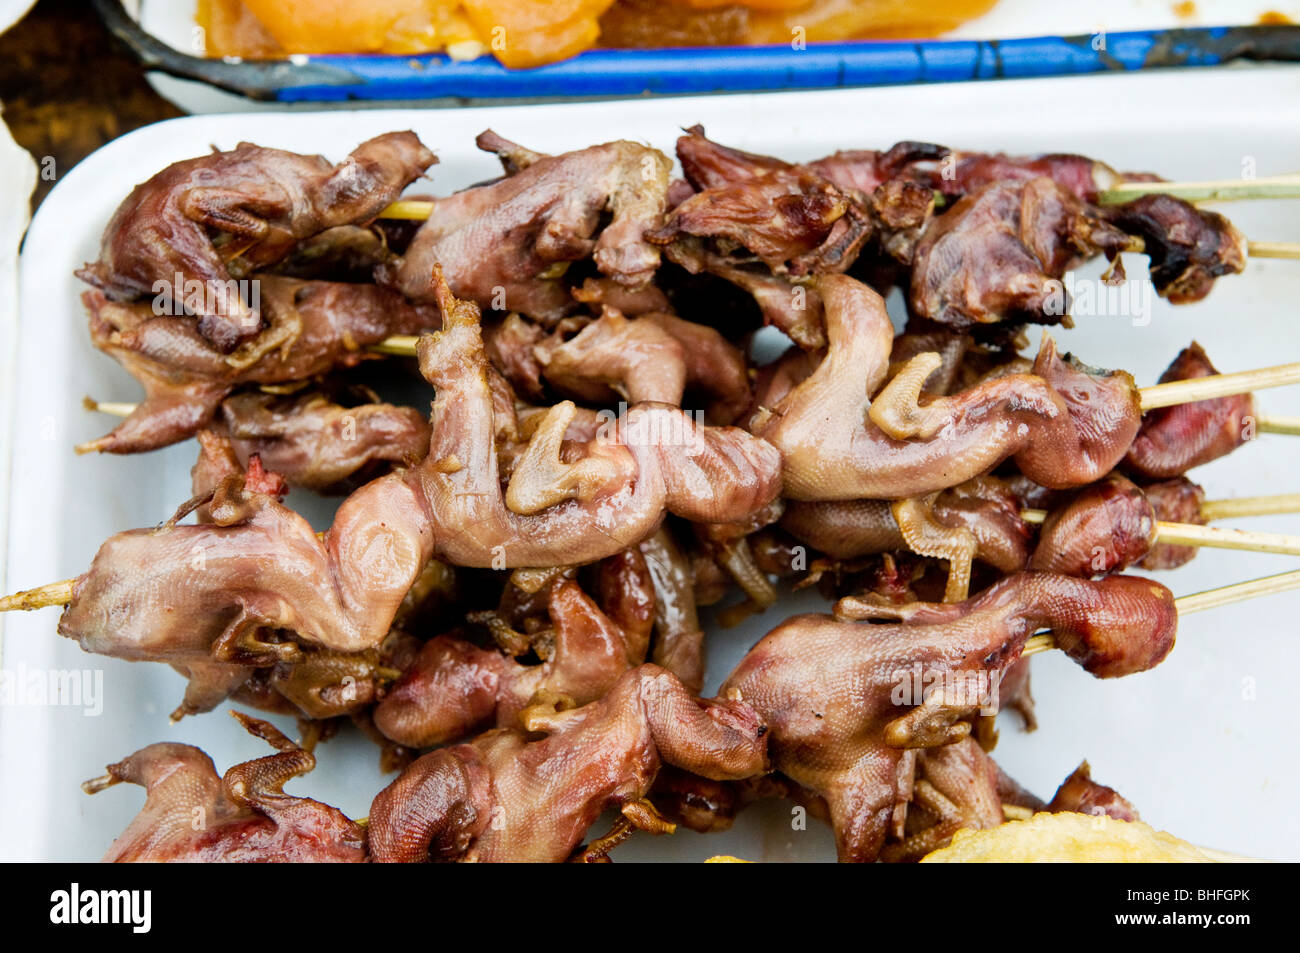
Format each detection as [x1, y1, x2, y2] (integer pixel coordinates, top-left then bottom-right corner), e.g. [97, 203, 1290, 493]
[663, 242, 828, 348]
[56, 276, 781, 685]
[1029, 474, 1157, 577]
[79, 133, 435, 351]
[655, 741, 1137, 861]
[219, 390, 430, 495]
[909, 178, 1131, 328]
[382, 133, 670, 323]
[1126, 342, 1256, 479]
[417, 276, 783, 566]
[268, 224, 396, 281]
[87, 713, 365, 862]
[1047, 761, 1141, 822]
[572, 275, 672, 316]
[162, 438, 433, 720]
[809, 142, 1128, 203]
[756, 274, 1142, 500]
[719, 571, 1176, 861]
[653, 127, 929, 349]
[638, 529, 708, 693]
[675, 137, 1242, 317]
[782, 476, 1031, 573]
[535, 309, 687, 408]
[648, 158, 872, 277]
[483, 313, 547, 401]
[373, 563, 653, 747]
[675, 125, 790, 191]
[641, 311, 753, 424]
[879, 737, 1005, 862]
[1103, 195, 1248, 303]
[368, 665, 768, 862]
[81, 276, 440, 454]
[232, 631, 420, 722]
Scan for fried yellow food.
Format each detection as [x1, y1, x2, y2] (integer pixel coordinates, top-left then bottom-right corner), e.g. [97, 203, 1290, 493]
[461, 0, 616, 68]
[199, 0, 484, 58]
[197, 0, 999, 68]
[920, 812, 1223, 863]
[746, 0, 998, 44]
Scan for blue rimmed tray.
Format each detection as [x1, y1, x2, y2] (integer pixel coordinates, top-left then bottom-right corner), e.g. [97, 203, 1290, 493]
[93, 1, 1300, 104]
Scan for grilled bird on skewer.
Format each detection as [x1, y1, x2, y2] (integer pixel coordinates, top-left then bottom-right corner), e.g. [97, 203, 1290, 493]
[79, 133, 436, 352]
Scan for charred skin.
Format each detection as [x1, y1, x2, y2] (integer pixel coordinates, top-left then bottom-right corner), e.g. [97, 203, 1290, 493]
[1103, 195, 1247, 303]
[809, 142, 1123, 202]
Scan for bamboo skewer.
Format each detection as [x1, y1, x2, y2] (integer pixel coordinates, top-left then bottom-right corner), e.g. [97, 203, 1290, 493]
[1096, 175, 1300, 204]
[0, 579, 75, 612]
[1247, 241, 1300, 261]
[80, 397, 136, 418]
[377, 200, 435, 220]
[1171, 567, 1300, 615]
[364, 334, 421, 356]
[1137, 362, 1300, 410]
[1135, 523, 1300, 556]
[1019, 508, 1300, 557]
[13, 561, 1300, 645]
[1122, 235, 1300, 260]
[1257, 414, 1300, 436]
[1021, 492, 1300, 525]
[78, 392, 1300, 552]
[83, 359, 1300, 418]
[1021, 567, 1300, 658]
[377, 196, 1300, 259]
[1199, 493, 1300, 522]
[389, 180, 1300, 221]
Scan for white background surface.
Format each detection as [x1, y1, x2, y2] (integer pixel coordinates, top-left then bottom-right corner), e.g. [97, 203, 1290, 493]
[3, 67, 1299, 862]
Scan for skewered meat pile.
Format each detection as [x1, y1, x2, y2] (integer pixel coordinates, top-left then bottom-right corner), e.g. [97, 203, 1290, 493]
[82, 277, 441, 456]
[79, 133, 437, 352]
[8, 124, 1300, 864]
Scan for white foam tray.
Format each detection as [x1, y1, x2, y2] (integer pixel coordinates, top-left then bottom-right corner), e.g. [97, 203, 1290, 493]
[4, 67, 1300, 861]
